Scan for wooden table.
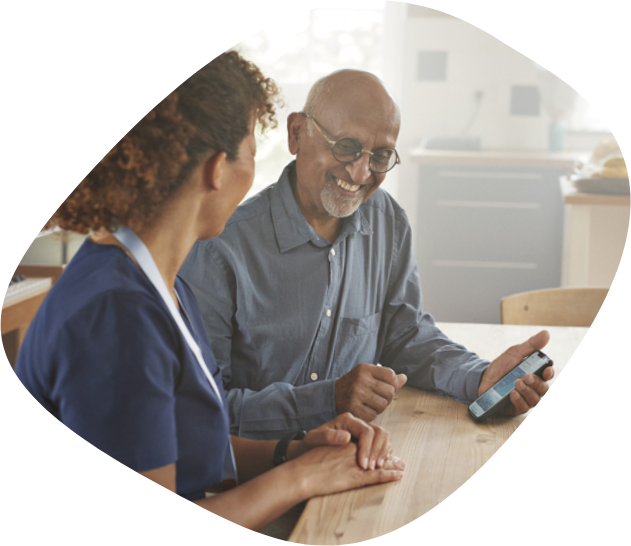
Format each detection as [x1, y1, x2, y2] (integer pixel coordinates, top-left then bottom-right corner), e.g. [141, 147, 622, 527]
[288, 322, 587, 544]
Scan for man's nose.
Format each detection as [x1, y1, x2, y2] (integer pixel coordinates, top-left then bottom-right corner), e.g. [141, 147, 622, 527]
[345, 152, 372, 183]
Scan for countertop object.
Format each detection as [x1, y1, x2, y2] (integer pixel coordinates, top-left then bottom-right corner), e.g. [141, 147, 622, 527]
[571, 177, 629, 196]
[560, 176, 630, 206]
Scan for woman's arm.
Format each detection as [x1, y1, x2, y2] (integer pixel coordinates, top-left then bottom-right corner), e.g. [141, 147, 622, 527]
[141, 442, 404, 531]
[230, 435, 276, 483]
[140, 460, 304, 529]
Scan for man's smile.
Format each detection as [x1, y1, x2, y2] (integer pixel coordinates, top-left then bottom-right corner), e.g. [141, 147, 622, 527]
[332, 175, 364, 194]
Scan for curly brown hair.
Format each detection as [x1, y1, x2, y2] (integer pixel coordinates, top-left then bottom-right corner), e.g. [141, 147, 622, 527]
[48, 50, 280, 234]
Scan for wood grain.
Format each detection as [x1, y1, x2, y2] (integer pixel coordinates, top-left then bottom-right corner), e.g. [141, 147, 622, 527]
[289, 323, 587, 544]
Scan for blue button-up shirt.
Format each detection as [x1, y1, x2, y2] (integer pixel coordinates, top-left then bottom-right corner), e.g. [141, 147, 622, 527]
[180, 161, 488, 439]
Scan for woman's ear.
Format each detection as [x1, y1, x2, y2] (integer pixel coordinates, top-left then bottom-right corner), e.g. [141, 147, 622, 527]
[287, 112, 303, 156]
[203, 151, 228, 192]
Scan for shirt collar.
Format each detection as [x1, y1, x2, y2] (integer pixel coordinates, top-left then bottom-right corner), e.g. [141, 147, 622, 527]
[271, 161, 373, 253]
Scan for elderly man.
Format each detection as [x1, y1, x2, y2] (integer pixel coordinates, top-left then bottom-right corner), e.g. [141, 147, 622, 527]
[180, 69, 553, 440]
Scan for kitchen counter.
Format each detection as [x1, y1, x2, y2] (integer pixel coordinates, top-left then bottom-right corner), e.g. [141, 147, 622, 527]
[560, 176, 629, 287]
[560, 176, 630, 206]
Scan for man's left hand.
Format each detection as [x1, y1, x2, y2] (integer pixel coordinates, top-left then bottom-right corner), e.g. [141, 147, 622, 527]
[478, 330, 554, 416]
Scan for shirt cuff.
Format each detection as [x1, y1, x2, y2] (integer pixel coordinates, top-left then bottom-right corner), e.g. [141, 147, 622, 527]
[464, 363, 489, 403]
[295, 378, 338, 430]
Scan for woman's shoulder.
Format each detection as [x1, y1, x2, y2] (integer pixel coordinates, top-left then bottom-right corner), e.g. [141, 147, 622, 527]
[36, 240, 173, 339]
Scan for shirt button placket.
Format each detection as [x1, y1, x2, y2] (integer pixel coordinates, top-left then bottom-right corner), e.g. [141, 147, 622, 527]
[325, 246, 336, 320]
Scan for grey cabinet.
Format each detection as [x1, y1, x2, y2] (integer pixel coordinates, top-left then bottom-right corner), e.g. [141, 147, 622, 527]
[414, 161, 573, 323]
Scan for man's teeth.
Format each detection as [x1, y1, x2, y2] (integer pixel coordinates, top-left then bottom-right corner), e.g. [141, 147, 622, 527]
[335, 177, 360, 192]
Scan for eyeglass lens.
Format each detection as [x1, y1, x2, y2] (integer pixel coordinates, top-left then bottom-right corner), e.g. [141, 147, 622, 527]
[332, 138, 397, 173]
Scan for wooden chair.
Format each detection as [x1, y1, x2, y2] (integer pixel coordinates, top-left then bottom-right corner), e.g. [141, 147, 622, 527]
[500, 287, 609, 327]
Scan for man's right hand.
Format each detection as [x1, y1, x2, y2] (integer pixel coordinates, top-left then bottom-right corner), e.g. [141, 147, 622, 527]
[335, 364, 407, 422]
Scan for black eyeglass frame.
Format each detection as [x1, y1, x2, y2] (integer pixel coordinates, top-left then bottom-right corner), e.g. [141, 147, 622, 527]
[300, 112, 401, 174]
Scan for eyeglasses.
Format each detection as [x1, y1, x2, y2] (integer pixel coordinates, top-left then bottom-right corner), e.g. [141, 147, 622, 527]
[300, 112, 400, 174]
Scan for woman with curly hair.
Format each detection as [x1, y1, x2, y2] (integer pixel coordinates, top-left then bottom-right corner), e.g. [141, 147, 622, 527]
[14, 51, 404, 530]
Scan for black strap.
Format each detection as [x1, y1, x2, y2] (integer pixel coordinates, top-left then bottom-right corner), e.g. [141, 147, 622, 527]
[273, 429, 307, 466]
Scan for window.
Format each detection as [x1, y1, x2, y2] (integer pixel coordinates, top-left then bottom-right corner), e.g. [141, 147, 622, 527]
[235, 3, 387, 198]
[568, 94, 610, 132]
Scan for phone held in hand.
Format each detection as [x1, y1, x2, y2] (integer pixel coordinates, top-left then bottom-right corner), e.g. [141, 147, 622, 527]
[468, 351, 553, 422]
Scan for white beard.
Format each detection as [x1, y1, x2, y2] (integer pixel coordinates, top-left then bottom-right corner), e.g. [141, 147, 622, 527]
[320, 175, 367, 218]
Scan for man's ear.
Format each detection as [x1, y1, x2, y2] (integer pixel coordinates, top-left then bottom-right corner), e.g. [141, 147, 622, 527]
[203, 151, 228, 192]
[287, 112, 303, 156]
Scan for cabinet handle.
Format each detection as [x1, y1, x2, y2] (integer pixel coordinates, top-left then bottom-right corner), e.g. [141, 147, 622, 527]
[437, 170, 543, 180]
[437, 200, 541, 209]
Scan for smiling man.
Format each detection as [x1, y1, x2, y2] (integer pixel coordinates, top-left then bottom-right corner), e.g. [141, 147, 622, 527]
[180, 69, 553, 440]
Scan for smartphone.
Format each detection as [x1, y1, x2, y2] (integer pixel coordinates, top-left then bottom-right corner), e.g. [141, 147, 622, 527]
[468, 350, 553, 422]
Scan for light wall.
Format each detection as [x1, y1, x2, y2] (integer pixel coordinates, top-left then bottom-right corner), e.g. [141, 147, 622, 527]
[392, 4, 611, 259]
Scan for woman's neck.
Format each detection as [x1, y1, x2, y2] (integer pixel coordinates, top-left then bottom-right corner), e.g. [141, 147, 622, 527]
[92, 165, 210, 300]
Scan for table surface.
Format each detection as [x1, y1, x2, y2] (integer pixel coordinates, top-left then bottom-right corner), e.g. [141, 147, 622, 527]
[288, 322, 588, 545]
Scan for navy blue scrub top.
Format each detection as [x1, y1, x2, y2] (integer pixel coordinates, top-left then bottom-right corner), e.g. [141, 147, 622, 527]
[16, 239, 231, 501]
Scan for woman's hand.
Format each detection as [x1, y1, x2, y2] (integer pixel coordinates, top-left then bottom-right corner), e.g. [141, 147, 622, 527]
[287, 412, 396, 470]
[288, 442, 405, 500]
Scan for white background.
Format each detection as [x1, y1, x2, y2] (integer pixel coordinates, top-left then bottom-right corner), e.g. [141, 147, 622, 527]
[33, 24, 629, 544]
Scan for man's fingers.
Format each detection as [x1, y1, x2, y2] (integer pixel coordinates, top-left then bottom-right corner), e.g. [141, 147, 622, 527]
[510, 330, 550, 360]
[336, 365, 407, 422]
[510, 373, 550, 414]
[366, 365, 400, 389]
[542, 366, 555, 381]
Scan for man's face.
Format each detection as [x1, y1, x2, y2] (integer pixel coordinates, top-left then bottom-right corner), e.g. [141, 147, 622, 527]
[291, 96, 400, 221]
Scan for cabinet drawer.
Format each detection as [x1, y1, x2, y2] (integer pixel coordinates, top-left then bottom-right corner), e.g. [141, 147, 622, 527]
[414, 165, 566, 323]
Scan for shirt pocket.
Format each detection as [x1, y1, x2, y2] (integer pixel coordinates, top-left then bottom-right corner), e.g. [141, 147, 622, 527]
[333, 311, 382, 374]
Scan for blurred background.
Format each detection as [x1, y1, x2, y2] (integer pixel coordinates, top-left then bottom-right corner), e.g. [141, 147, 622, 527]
[9, 2, 629, 330]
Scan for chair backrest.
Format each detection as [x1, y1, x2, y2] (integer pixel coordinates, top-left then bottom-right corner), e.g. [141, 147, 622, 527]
[500, 287, 609, 327]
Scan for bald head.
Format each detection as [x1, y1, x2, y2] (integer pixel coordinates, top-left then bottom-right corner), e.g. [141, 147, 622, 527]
[303, 70, 400, 135]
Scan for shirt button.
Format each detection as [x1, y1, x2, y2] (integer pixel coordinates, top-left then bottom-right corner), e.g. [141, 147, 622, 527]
[311, 373, 318, 381]
[326, 309, 331, 317]
[330, 248, 336, 256]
